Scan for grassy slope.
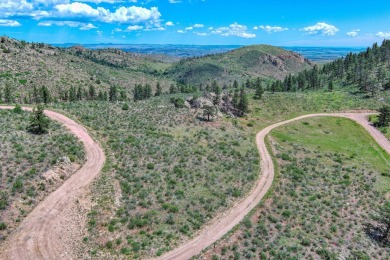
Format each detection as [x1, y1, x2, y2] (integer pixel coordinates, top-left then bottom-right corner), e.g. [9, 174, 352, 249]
[52, 97, 258, 258]
[0, 37, 175, 100]
[164, 45, 313, 86]
[203, 117, 389, 259]
[0, 109, 84, 241]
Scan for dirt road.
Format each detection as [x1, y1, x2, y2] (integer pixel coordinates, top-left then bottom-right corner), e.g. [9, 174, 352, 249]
[0, 107, 388, 260]
[0, 106, 106, 260]
[158, 112, 390, 260]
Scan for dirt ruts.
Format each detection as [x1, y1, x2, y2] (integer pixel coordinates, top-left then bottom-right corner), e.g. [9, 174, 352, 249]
[0, 106, 105, 260]
[0, 107, 388, 260]
[158, 113, 390, 260]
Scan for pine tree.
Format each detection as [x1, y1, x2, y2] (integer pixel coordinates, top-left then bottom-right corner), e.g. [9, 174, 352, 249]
[4, 83, 13, 103]
[328, 81, 334, 92]
[254, 82, 264, 100]
[77, 86, 83, 101]
[370, 201, 390, 241]
[120, 90, 127, 101]
[155, 82, 162, 96]
[233, 80, 239, 89]
[169, 84, 176, 94]
[40, 86, 51, 104]
[27, 104, 50, 135]
[109, 85, 118, 102]
[377, 105, 390, 127]
[232, 91, 239, 109]
[238, 90, 249, 116]
[89, 85, 96, 100]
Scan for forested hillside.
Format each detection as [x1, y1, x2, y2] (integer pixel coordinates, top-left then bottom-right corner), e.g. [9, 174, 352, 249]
[273, 40, 390, 94]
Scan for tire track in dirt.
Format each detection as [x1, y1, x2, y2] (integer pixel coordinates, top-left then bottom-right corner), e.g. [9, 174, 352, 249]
[0, 106, 106, 260]
[158, 112, 389, 260]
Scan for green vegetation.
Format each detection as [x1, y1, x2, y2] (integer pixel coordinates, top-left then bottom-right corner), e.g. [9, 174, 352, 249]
[205, 117, 389, 259]
[165, 45, 312, 86]
[0, 109, 84, 239]
[27, 105, 50, 135]
[53, 98, 258, 258]
[277, 40, 390, 95]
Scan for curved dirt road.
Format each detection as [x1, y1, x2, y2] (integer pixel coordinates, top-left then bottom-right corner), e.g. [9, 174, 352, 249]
[0, 106, 105, 260]
[159, 112, 390, 260]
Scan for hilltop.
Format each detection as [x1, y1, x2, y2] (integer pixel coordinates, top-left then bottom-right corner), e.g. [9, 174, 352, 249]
[164, 45, 313, 86]
[0, 37, 313, 103]
[0, 37, 174, 102]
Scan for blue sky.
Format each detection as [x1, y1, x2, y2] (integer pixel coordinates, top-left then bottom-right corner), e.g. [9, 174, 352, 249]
[0, 0, 389, 46]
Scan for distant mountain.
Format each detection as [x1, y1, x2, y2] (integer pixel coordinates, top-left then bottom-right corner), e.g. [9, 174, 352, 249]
[164, 45, 313, 86]
[284, 47, 366, 63]
[54, 43, 366, 64]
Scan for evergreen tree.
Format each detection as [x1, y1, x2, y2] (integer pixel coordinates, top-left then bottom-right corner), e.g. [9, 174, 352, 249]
[203, 105, 217, 121]
[27, 104, 49, 135]
[98, 90, 104, 101]
[69, 86, 77, 102]
[328, 81, 334, 92]
[233, 80, 239, 89]
[169, 84, 176, 94]
[370, 201, 390, 241]
[232, 91, 239, 109]
[254, 82, 264, 100]
[40, 86, 51, 104]
[4, 83, 13, 103]
[109, 85, 118, 102]
[245, 79, 251, 89]
[77, 86, 83, 101]
[120, 90, 127, 101]
[377, 105, 390, 127]
[89, 85, 96, 100]
[238, 90, 249, 116]
[211, 80, 219, 93]
[155, 82, 162, 96]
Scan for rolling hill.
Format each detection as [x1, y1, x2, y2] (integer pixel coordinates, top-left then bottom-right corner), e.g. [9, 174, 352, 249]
[164, 45, 313, 86]
[0, 37, 313, 103]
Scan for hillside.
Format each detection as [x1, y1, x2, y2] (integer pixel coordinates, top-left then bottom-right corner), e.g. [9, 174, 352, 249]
[164, 45, 313, 86]
[0, 37, 174, 103]
[276, 40, 390, 94]
[0, 38, 314, 104]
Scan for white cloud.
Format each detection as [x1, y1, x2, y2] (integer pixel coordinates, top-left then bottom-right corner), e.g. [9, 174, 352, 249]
[259, 25, 288, 33]
[376, 31, 390, 38]
[80, 23, 97, 30]
[302, 22, 339, 36]
[0, 0, 33, 17]
[193, 23, 204, 28]
[177, 29, 185, 33]
[0, 19, 21, 27]
[38, 20, 97, 30]
[165, 21, 174, 26]
[346, 29, 360, 37]
[253, 26, 258, 30]
[104, 6, 161, 24]
[185, 26, 193, 31]
[168, 0, 181, 3]
[211, 22, 256, 38]
[77, 0, 136, 3]
[126, 25, 143, 31]
[55, 2, 101, 17]
[97, 30, 103, 35]
[195, 32, 207, 36]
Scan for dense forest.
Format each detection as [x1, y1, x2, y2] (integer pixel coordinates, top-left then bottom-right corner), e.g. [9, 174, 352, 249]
[273, 40, 390, 94]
